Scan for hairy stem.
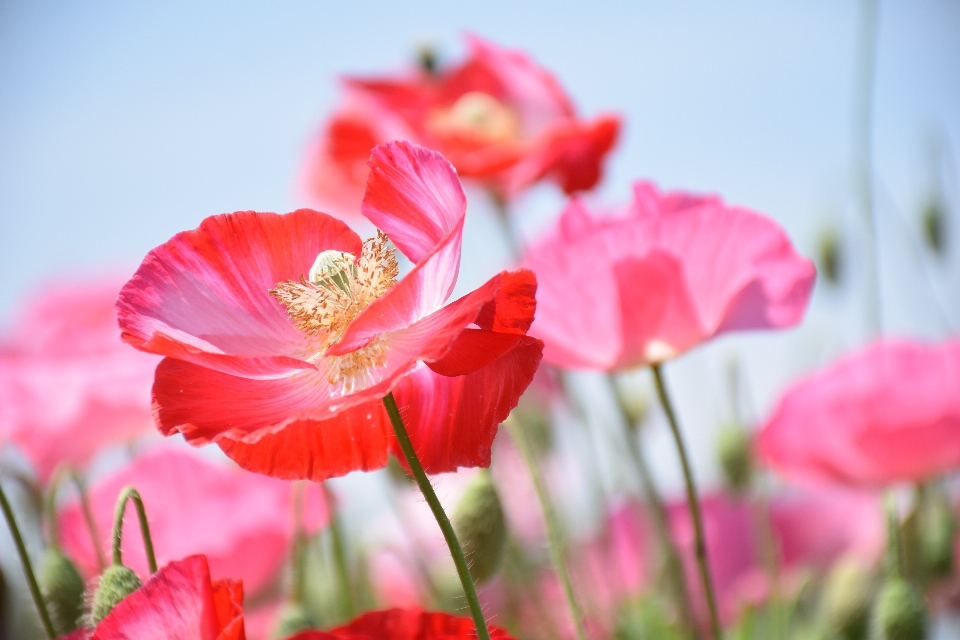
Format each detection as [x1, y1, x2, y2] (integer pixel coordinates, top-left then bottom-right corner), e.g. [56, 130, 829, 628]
[382, 393, 491, 640]
[112, 486, 157, 573]
[652, 364, 722, 640]
[0, 482, 56, 639]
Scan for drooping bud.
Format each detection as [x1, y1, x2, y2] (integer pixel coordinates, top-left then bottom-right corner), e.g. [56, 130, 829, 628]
[820, 557, 874, 640]
[716, 425, 753, 494]
[91, 564, 141, 625]
[818, 228, 843, 285]
[272, 602, 316, 639]
[921, 199, 946, 257]
[453, 469, 507, 584]
[39, 546, 85, 634]
[308, 250, 356, 294]
[868, 578, 927, 640]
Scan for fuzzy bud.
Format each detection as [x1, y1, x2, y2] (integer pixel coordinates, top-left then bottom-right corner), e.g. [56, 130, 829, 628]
[91, 564, 142, 625]
[272, 603, 315, 639]
[453, 470, 507, 584]
[716, 426, 753, 494]
[868, 578, 927, 640]
[39, 547, 85, 634]
[821, 558, 873, 640]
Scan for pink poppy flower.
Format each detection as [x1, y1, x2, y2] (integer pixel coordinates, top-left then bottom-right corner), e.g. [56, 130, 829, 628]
[757, 339, 960, 486]
[521, 181, 816, 370]
[59, 554, 244, 640]
[281, 608, 515, 640]
[117, 141, 543, 481]
[58, 447, 327, 597]
[0, 277, 160, 481]
[302, 34, 620, 216]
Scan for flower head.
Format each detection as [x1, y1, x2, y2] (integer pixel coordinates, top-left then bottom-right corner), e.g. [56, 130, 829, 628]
[522, 181, 816, 370]
[59, 555, 244, 640]
[757, 339, 960, 486]
[0, 277, 160, 481]
[302, 34, 620, 216]
[117, 141, 543, 480]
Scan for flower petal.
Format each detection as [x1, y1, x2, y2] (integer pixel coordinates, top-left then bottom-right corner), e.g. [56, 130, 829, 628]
[283, 607, 516, 640]
[118, 209, 362, 378]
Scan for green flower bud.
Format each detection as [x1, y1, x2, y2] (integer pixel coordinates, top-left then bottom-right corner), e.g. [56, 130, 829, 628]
[91, 564, 141, 625]
[821, 558, 874, 640]
[272, 602, 315, 639]
[716, 426, 753, 494]
[453, 470, 506, 584]
[921, 199, 946, 257]
[919, 495, 957, 580]
[868, 578, 926, 640]
[818, 229, 843, 285]
[39, 546, 85, 634]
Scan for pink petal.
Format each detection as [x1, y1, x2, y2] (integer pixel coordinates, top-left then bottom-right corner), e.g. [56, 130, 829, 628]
[117, 209, 362, 378]
[58, 448, 303, 596]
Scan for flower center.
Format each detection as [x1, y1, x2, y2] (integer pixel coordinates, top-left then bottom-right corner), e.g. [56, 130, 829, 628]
[427, 91, 520, 144]
[270, 231, 399, 390]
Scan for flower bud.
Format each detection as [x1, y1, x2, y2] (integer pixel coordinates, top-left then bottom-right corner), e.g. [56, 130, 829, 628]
[716, 425, 753, 494]
[818, 229, 843, 285]
[39, 546, 85, 634]
[453, 470, 506, 584]
[91, 564, 142, 625]
[921, 199, 946, 257]
[868, 578, 926, 640]
[919, 494, 957, 580]
[272, 602, 315, 639]
[820, 557, 873, 640]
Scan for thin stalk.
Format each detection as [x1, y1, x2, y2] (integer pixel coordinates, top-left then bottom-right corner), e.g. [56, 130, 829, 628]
[0, 482, 56, 639]
[652, 364, 722, 640]
[382, 393, 491, 640]
[291, 482, 307, 604]
[609, 374, 694, 632]
[112, 486, 157, 573]
[322, 482, 357, 619]
[507, 418, 587, 640]
[45, 467, 106, 571]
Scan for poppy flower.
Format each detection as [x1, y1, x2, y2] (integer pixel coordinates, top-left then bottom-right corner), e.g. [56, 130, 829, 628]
[0, 277, 160, 481]
[756, 339, 960, 486]
[57, 447, 327, 596]
[302, 34, 620, 216]
[117, 140, 543, 481]
[521, 181, 816, 370]
[59, 554, 244, 640]
[280, 607, 515, 639]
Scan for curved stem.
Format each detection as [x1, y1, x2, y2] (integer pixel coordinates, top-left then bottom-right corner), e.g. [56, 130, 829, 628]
[0, 482, 56, 639]
[322, 482, 357, 619]
[609, 374, 694, 632]
[112, 486, 157, 573]
[382, 393, 491, 640]
[652, 364, 722, 640]
[507, 418, 587, 640]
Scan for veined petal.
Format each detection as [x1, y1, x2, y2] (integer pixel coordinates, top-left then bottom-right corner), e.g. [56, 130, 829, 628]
[329, 142, 467, 354]
[118, 209, 362, 377]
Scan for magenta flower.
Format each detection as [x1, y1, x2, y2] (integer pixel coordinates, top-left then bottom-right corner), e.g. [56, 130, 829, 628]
[0, 277, 159, 481]
[521, 182, 816, 370]
[757, 339, 960, 486]
[58, 447, 326, 597]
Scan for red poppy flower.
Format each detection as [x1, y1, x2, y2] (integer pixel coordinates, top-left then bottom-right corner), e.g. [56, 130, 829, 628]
[0, 277, 160, 481]
[281, 608, 515, 640]
[58, 447, 326, 596]
[59, 554, 244, 640]
[117, 141, 543, 481]
[521, 181, 816, 370]
[757, 339, 960, 486]
[302, 34, 620, 216]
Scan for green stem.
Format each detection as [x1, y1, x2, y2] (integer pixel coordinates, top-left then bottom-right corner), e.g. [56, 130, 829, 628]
[45, 467, 106, 571]
[290, 482, 307, 604]
[884, 492, 904, 579]
[652, 364, 722, 640]
[112, 486, 157, 573]
[0, 482, 56, 639]
[507, 418, 587, 640]
[609, 373, 694, 633]
[322, 482, 357, 619]
[382, 393, 491, 640]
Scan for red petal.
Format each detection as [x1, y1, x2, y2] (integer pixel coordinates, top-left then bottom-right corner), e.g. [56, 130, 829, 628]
[91, 555, 242, 640]
[286, 607, 517, 640]
[474, 268, 538, 334]
[118, 209, 361, 378]
[216, 401, 392, 482]
[426, 329, 524, 377]
[391, 336, 543, 474]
